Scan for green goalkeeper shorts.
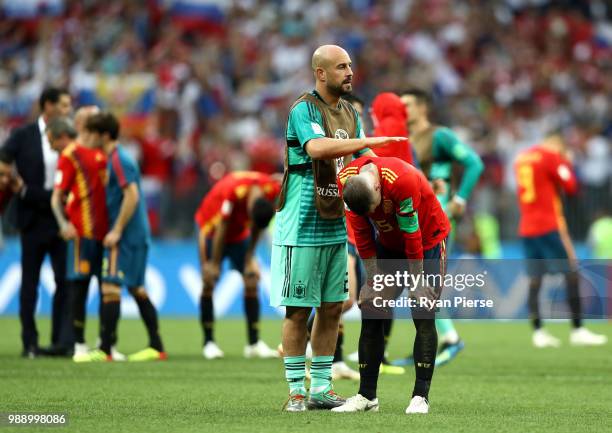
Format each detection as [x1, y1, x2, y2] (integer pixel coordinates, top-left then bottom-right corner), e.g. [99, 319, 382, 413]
[270, 243, 348, 308]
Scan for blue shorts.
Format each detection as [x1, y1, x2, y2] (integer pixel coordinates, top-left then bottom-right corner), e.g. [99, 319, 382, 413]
[521, 231, 570, 277]
[102, 242, 148, 288]
[66, 237, 103, 281]
[205, 238, 248, 273]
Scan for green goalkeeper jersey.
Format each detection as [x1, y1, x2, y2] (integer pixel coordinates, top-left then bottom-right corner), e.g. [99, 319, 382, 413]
[273, 90, 367, 247]
[413, 126, 484, 211]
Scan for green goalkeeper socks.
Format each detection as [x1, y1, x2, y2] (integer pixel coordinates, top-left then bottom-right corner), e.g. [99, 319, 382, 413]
[310, 355, 334, 394]
[284, 355, 306, 395]
[435, 318, 459, 343]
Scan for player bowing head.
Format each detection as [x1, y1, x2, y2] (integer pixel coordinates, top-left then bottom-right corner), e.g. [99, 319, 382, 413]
[342, 164, 382, 215]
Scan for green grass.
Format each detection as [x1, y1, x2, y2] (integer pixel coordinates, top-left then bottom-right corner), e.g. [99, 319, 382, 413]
[0, 318, 610, 433]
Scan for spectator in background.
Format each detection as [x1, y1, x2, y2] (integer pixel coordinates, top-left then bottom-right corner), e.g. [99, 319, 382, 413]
[2, 87, 73, 358]
[0, 0, 610, 240]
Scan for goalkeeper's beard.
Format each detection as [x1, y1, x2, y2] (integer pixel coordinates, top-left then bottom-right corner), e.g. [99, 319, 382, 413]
[327, 81, 353, 98]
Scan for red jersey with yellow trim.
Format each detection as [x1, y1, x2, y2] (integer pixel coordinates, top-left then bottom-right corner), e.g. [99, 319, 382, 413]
[514, 145, 578, 237]
[338, 157, 450, 259]
[347, 93, 413, 246]
[55, 142, 109, 241]
[195, 171, 281, 243]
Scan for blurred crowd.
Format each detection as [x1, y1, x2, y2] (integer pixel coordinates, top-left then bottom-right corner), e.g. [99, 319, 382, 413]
[1, 0, 610, 241]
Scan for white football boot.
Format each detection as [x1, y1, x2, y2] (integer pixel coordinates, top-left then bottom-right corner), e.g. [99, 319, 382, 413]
[405, 396, 429, 414]
[331, 394, 379, 412]
[331, 361, 360, 380]
[570, 327, 608, 346]
[244, 340, 279, 358]
[532, 329, 561, 348]
[202, 341, 224, 359]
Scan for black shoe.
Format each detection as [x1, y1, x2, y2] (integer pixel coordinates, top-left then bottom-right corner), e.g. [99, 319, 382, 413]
[38, 345, 74, 357]
[21, 345, 40, 359]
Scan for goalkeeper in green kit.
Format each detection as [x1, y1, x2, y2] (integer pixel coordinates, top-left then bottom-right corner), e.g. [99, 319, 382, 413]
[270, 44, 404, 412]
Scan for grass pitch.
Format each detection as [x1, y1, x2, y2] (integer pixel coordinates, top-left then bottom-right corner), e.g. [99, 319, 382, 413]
[0, 317, 610, 433]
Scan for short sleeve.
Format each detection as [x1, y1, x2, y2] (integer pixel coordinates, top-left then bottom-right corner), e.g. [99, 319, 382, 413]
[55, 155, 75, 192]
[112, 152, 138, 188]
[287, 101, 325, 150]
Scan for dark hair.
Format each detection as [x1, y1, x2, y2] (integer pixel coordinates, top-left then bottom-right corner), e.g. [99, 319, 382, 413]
[251, 197, 275, 229]
[39, 87, 70, 111]
[342, 94, 364, 107]
[85, 112, 120, 140]
[46, 117, 77, 139]
[400, 88, 430, 106]
[0, 149, 12, 164]
[343, 176, 373, 216]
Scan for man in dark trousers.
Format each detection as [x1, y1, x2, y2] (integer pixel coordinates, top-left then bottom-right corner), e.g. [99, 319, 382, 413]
[2, 87, 73, 357]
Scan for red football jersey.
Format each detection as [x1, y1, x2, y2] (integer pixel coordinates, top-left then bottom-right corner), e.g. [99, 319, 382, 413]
[347, 94, 413, 246]
[338, 157, 450, 259]
[195, 171, 281, 243]
[55, 143, 109, 241]
[514, 145, 578, 237]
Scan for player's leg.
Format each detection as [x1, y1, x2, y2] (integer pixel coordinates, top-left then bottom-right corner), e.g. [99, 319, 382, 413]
[74, 282, 119, 362]
[74, 244, 121, 362]
[309, 243, 349, 409]
[65, 238, 92, 356]
[100, 281, 121, 357]
[546, 231, 608, 346]
[433, 318, 464, 366]
[200, 237, 223, 358]
[432, 234, 462, 364]
[346, 246, 361, 363]
[523, 234, 561, 348]
[48, 232, 70, 352]
[126, 245, 166, 361]
[407, 315, 437, 413]
[406, 241, 445, 414]
[233, 240, 277, 358]
[271, 244, 318, 411]
[127, 285, 166, 361]
[334, 245, 396, 412]
[309, 301, 343, 408]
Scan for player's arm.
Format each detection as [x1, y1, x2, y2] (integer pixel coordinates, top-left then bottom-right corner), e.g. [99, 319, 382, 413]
[391, 175, 425, 271]
[51, 189, 76, 240]
[435, 128, 484, 217]
[197, 227, 208, 271]
[558, 218, 578, 267]
[347, 209, 378, 305]
[552, 152, 578, 195]
[290, 101, 402, 160]
[199, 219, 228, 288]
[306, 136, 404, 160]
[209, 218, 228, 266]
[104, 182, 139, 247]
[51, 157, 77, 240]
